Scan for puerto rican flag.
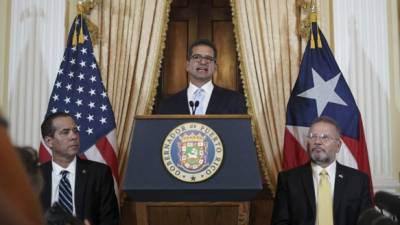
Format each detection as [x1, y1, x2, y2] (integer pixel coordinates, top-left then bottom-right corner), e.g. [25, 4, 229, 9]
[282, 22, 372, 185]
[39, 15, 119, 187]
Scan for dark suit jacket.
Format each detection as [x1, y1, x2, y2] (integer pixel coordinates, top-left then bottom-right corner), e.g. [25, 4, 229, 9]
[155, 85, 247, 114]
[40, 157, 119, 225]
[271, 162, 372, 225]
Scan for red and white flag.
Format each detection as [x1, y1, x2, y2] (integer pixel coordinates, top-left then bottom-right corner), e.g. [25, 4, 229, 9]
[282, 22, 372, 187]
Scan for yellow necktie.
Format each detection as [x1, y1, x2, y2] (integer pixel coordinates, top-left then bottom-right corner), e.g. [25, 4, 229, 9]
[317, 169, 334, 225]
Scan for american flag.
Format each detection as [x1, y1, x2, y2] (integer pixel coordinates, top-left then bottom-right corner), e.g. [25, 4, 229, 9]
[282, 22, 372, 185]
[39, 15, 119, 184]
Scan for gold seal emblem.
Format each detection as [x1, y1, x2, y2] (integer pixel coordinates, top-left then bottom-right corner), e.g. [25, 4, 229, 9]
[162, 122, 224, 183]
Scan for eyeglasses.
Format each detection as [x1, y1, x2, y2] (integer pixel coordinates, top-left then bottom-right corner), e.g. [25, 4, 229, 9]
[190, 54, 216, 63]
[306, 133, 339, 144]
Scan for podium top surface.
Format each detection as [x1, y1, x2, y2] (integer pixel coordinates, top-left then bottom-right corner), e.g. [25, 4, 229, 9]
[135, 115, 251, 120]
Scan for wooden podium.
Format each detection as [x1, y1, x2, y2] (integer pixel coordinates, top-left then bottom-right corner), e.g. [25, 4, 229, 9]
[122, 115, 262, 225]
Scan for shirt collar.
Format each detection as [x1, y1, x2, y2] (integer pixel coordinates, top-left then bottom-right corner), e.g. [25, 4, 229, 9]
[188, 81, 214, 97]
[311, 161, 336, 179]
[52, 156, 77, 175]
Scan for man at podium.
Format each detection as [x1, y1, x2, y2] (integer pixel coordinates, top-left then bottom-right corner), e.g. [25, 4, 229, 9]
[156, 39, 247, 115]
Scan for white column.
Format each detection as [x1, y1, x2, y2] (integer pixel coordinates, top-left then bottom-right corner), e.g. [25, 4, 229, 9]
[8, 0, 65, 148]
[332, 0, 399, 192]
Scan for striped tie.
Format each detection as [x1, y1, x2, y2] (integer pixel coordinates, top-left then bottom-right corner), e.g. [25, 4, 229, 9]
[317, 169, 334, 225]
[59, 170, 73, 214]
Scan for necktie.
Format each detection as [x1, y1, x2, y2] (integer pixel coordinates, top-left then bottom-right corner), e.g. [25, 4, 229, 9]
[317, 169, 334, 225]
[193, 88, 205, 115]
[59, 170, 73, 214]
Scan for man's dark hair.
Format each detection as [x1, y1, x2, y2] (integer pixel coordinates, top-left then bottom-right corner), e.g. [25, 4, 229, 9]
[45, 202, 84, 225]
[310, 116, 342, 137]
[15, 146, 43, 192]
[41, 112, 74, 139]
[187, 39, 217, 60]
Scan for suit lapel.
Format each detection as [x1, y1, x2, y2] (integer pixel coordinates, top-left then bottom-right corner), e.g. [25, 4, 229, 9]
[75, 158, 88, 218]
[333, 162, 346, 220]
[180, 89, 191, 114]
[302, 164, 316, 217]
[206, 85, 220, 114]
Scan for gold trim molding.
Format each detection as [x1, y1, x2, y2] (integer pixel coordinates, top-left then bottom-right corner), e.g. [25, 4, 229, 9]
[145, 0, 173, 115]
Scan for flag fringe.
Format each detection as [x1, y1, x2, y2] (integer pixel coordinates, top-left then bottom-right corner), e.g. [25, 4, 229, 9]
[79, 15, 85, 44]
[72, 14, 85, 47]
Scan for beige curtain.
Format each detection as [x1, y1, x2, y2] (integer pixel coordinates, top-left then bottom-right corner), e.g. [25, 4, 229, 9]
[232, 0, 307, 193]
[87, 0, 324, 197]
[89, 0, 171, 185]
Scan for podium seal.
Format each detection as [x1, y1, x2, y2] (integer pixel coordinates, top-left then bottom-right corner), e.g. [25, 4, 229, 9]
[162, 122, 224, 183]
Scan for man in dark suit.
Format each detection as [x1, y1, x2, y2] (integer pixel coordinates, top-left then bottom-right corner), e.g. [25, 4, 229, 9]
[39, 112, 119, 225]
[156, 39, 247, 114]
[271, 116, 372, 225]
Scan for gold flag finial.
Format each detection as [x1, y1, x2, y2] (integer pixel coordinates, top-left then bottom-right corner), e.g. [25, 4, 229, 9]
[309, 0, 318, 23]
[77, 0, 95, 14]
[308, 0, 322, 48]
[298, 0, 322, 48]
[74, 0, 100, 45]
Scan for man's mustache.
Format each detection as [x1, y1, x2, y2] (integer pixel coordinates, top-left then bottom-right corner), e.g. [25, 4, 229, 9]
[311, 146, 326, 153]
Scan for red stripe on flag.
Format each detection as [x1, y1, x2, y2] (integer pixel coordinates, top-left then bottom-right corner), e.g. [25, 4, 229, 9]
[96, 137, 119, 183]
[341, 117, 373, 196]
[341, 117, 371, 176]
[78, 153, 87, 160]
[282, 128, 309, 170]
[39, 142, 52, 163]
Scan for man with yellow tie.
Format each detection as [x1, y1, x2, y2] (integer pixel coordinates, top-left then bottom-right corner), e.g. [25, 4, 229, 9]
[271, 116, 372, 225]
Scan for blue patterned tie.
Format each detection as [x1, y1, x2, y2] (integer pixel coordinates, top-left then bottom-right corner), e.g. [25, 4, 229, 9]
[59, 170, 73, 214]
[193, 88, 205, 114]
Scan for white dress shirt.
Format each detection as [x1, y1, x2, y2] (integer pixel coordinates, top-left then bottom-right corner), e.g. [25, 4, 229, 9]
[51, 157, 77, 215]
[187, 81, 214, 114]
[311, 161, 336, 200]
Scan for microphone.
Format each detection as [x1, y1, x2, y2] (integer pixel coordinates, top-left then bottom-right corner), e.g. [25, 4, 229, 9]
[189, 101, 195, 115]
[189, 101, 200, 115]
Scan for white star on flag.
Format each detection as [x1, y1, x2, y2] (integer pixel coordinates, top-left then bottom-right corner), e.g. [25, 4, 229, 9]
[100, 104, 107, 111]
[100, 117, 107, 124]
[89, 89, 96, 96]
[75, 99, 83, 106]
[87, 114, 94, 122]
[77, 86, 84, 93]
[86, 127, 93, 135]
[78, 73, 85, 80]
[79, 60, 86, 67]
[297, 68, 347, 116]
[90, 63, 96, 69]
[66, 84, 72, 91]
